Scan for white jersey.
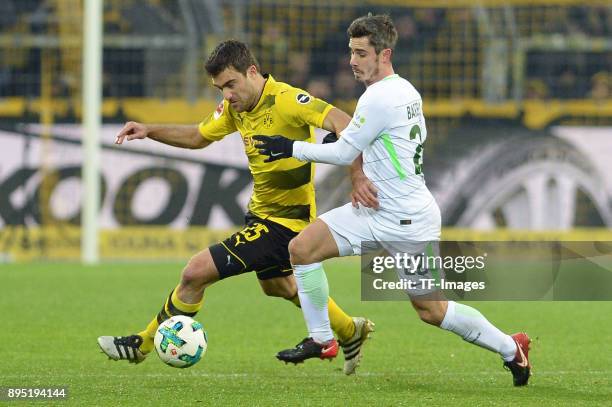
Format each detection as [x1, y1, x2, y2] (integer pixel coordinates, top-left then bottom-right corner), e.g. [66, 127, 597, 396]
[340, 74, 435, 215]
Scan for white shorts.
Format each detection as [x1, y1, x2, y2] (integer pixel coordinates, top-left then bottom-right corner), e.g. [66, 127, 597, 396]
[319, 200, 442, 297]
[319, 200, 441, 257]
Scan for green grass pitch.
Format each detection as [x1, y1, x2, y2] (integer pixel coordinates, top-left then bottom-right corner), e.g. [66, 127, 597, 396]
[1, 259, 610, 406]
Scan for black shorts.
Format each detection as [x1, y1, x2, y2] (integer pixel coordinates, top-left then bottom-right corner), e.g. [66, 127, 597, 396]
[209, 213, 298, 280]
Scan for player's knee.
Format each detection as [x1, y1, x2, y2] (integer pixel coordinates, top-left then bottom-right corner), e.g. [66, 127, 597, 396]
[288, 236, 310, 265]
[181, 253, 217, 288]
[260, 284, 278, 297]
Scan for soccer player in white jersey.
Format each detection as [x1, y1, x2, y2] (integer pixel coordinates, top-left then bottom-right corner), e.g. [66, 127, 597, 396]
[255, 14, 532, 386]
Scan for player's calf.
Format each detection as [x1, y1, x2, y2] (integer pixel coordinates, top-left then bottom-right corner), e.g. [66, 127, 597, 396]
[259, 275, 297, 299]
[180, 249, 219, 298]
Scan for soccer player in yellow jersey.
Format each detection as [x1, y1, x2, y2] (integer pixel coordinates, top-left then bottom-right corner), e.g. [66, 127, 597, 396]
[97, 40, 374, 374]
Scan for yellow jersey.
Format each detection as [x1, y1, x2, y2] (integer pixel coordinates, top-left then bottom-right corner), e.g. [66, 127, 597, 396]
[198, 75, 333, 232]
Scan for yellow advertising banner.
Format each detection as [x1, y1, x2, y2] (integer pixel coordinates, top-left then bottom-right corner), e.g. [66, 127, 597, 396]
[1, 226, 611, 263]
[0, 226, 237, 262]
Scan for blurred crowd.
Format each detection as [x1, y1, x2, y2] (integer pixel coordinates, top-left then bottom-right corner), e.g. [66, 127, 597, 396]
[0, 1, 610, 103]
[270, 6, 612, 103]
[526, 52, 611, 100]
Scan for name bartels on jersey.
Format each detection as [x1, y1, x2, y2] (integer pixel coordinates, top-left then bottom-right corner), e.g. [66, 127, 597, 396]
[406, 101, 422, 120]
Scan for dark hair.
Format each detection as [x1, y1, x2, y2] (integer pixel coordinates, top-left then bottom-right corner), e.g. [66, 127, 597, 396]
[347, 14, 398, 54]
[204, 39, 260, 76]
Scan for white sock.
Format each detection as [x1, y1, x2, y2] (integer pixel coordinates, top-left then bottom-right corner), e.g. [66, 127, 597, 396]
[294, 263, 333, 343]
[440, 301, 517, 361]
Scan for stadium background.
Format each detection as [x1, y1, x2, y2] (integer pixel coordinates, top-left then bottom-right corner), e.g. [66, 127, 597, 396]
[1, 2, 612, 405]
[0, 0, 611, 259]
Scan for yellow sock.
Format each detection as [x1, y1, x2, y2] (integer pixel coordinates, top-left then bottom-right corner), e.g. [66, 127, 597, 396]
[328, 297, 355, 342]
[138, 285, 204, 354]
[138, 324, 157, 354]
[287, 295, 355, 342]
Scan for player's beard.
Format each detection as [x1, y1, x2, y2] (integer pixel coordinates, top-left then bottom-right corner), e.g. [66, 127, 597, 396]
[243, 84, 260, 112]
[371, 66, 380, 81]
[363, 66, 380, 86]
[363, 56, 380, 86]
[232, 94, 252, 113]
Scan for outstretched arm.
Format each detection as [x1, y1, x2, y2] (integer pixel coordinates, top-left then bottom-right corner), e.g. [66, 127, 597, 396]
[115, 121, 210, 149]
[254, 134, 361, 164]
[292, 137, 361, 165]
[256, 101, 385, 164]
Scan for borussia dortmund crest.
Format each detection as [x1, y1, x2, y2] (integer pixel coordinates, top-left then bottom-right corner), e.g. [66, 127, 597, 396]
[263, 112, 273, 128]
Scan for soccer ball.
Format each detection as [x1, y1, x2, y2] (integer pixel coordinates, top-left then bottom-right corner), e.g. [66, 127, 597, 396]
[154, 315, 207, 368]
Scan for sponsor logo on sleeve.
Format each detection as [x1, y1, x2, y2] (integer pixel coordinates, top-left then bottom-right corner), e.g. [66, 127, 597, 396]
[296, 93, 311, 104]
[352, 113, 366, 128]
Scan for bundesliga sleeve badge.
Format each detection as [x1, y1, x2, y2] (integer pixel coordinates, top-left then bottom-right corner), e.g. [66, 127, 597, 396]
[213, 102, 224, 119]
[296, 93, 311, 104]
